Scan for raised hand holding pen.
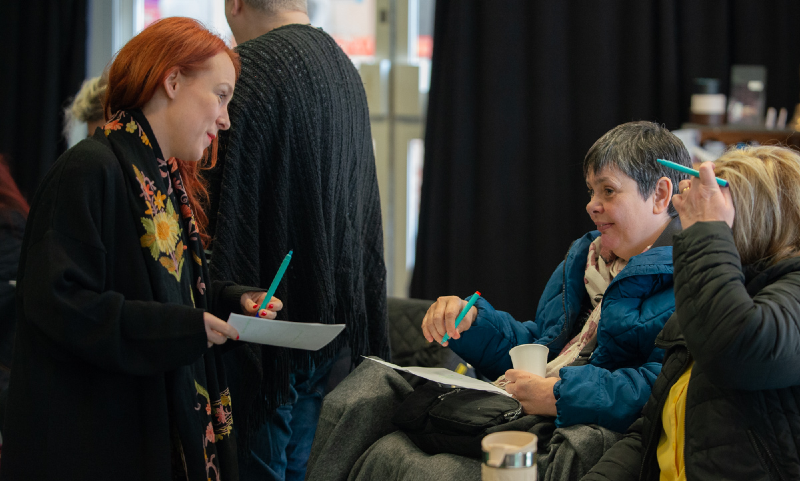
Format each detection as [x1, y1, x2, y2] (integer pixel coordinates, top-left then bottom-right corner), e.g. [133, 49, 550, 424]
[672, 161, 735, 230]
[202, 292, 284, 348]
[422, 293, 481, 347]
[253, 250, 293, 318]
[241, 291, 283, 319]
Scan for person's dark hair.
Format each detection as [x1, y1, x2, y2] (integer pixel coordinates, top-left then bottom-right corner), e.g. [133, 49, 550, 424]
[583, 121, 691, 217]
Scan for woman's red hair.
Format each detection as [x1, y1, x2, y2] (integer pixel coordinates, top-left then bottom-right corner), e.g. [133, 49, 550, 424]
[104, 17, 240, 246]
[0, 155, 29, 218]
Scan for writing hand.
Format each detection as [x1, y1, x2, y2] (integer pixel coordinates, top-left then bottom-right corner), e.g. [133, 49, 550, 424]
[240, 291, 283, 319]
[421, 295, 478, 346]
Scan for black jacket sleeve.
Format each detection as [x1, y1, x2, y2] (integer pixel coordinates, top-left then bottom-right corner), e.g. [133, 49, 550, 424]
[673, 221, 800, 390]
[207, 280, 265, 320]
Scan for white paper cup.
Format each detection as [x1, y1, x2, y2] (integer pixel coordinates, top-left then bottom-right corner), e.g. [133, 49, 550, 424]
[508, 344, 548, 378]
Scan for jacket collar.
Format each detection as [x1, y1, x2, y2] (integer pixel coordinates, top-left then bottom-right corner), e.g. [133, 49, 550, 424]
[652, 216, 682, 249]
[556, 227, 676, 346]
[743, 256, 800, 296]
[566, 223, 677, 300]
[580, 217, 681, 283]
[607, 216, 681, 285]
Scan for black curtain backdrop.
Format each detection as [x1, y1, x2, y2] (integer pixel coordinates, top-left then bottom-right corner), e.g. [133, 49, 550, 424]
[410, 0, 800, 320]
[0, 0, 87, 200]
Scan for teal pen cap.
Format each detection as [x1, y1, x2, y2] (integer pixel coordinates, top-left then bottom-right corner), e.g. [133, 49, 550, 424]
[657, 158, 729, 187]
[258, 250, 293, 314]
[441, 291, 481, 345]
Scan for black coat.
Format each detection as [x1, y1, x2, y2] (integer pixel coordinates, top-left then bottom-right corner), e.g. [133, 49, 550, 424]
[1, 134, 249, 480]
[0, 208, 24, 372]
[584, 221, 800, 481]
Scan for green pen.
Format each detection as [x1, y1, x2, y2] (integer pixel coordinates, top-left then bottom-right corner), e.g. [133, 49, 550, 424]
[441, 291, 481, 344]
[657, 158, 729, 187]
[258, 250, 293, 315]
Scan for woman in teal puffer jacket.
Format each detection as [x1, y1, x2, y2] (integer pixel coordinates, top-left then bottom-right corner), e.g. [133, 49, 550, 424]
[445, 226, 677, 433]
[424, 121, 688, 434]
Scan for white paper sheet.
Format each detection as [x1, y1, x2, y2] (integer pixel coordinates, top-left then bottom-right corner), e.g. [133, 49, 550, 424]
[227, 313, 345, 351]
[364, 357, 511, 396]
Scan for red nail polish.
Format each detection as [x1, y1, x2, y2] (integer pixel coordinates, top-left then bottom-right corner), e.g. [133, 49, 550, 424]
[260, 311, 266, 317]
[252, 304, 258, 309]
[236, 335, 240, 340]
[268, 303, 274, 309]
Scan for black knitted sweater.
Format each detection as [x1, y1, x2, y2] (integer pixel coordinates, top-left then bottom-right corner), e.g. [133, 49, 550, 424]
[205, 24, 389, 445]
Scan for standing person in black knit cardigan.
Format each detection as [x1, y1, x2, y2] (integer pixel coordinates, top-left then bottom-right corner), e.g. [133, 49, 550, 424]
[205, 1, 389, 480]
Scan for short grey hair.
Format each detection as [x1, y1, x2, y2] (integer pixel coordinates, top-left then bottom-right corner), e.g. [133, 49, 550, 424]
[583, 121, 691, 218]
[243, 0, 307, 15]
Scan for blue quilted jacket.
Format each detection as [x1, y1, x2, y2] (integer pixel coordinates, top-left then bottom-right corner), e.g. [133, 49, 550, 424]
[449, 229, 676, 432]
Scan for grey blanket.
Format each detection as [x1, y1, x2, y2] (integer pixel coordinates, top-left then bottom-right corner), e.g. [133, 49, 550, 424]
[306, 361, 412, 481]
[306, 362, 622, 481]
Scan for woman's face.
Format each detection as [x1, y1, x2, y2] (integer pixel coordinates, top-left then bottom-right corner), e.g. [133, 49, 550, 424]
[166, 52, 235, 161]
[585, 166, 667, 260]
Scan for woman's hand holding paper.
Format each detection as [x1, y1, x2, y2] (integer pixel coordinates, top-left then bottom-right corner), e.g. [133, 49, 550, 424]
[204, 293, 284, 348]
[204, 312, 240, 348]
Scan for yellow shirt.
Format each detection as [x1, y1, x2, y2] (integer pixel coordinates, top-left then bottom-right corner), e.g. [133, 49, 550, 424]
[656, 361, 694, 481]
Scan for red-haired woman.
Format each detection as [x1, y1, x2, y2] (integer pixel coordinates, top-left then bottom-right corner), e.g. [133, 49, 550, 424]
[1, 18, 280, 480]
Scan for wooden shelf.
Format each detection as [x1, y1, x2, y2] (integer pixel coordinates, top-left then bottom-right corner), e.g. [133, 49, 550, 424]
[681, 124, 800, 148]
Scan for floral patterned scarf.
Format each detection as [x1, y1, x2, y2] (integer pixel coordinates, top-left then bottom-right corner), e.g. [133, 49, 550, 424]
[544, 236, 629, 377]
[101, 110, 236, 480]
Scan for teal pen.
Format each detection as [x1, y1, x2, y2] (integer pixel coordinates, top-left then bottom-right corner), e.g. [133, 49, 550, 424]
[258, 250, 293, 314]
[657, 158, 729, 187]
[441, 291, 481, 344]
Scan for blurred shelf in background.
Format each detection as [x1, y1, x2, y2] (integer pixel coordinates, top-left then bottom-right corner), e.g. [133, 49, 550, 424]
[681, 123, 800, 149]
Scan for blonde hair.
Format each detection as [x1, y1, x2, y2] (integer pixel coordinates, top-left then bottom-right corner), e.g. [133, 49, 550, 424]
[714, 145, 800, 265]
[63, 76, 107, 138]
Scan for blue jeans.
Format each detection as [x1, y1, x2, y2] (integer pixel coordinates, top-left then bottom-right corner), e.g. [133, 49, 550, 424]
[238, 360, 333, 481]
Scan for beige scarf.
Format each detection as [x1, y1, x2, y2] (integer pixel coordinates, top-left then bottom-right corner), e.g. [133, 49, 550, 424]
[544, 236, 628, 377]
